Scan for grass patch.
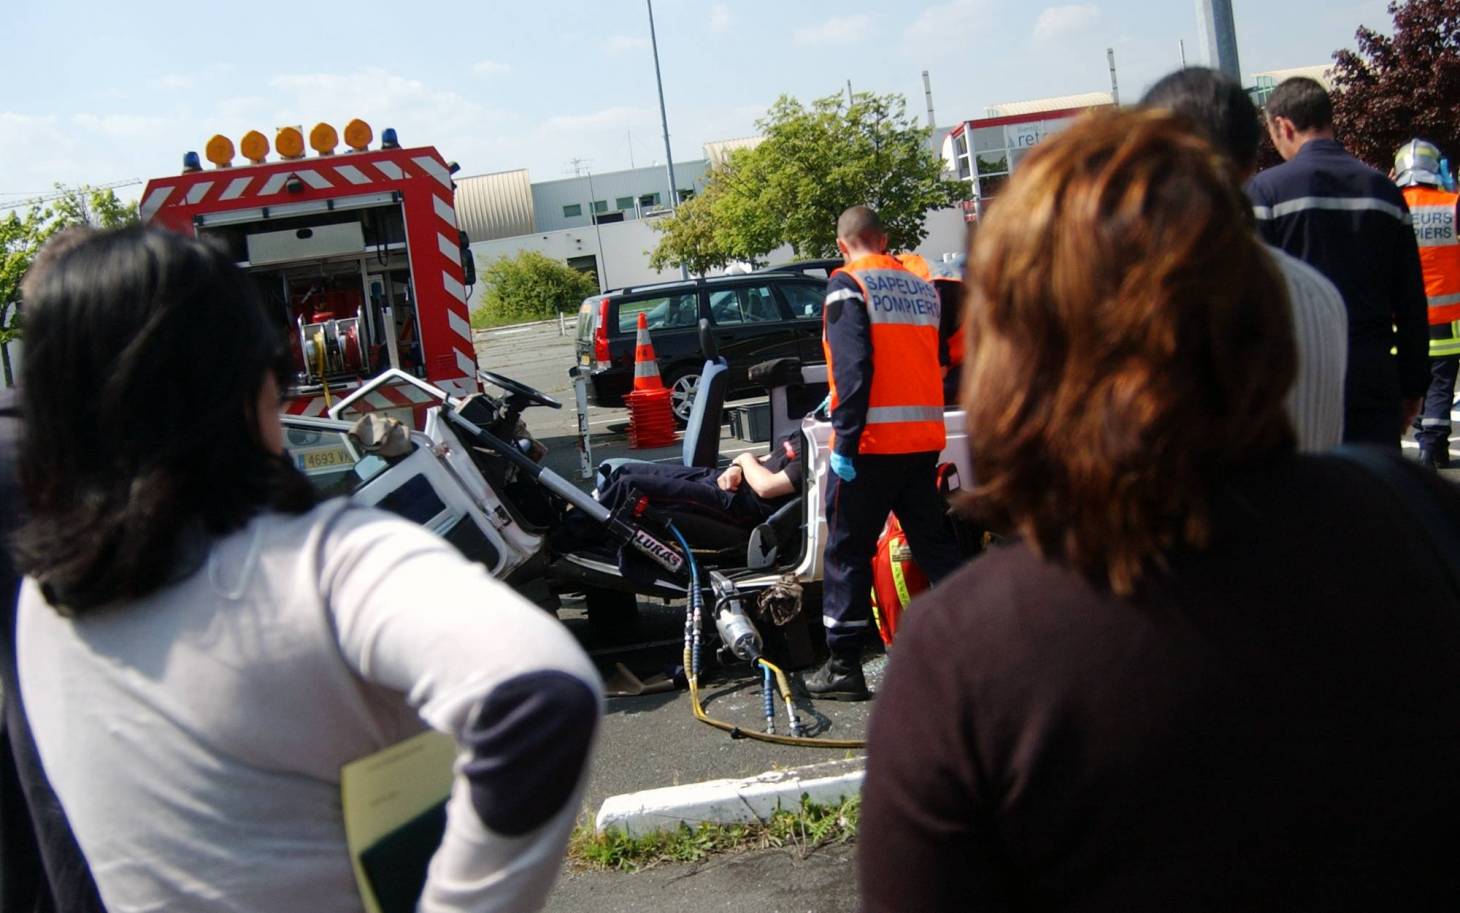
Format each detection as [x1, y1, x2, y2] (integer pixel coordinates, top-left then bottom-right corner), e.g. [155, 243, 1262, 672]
[470, 307, 552, 330]
[568, 794, 859, 872]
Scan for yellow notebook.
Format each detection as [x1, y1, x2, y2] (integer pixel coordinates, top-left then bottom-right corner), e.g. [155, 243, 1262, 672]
[340, 731, 456, 913]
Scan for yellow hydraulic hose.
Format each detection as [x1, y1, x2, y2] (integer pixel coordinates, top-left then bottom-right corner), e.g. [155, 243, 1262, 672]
[313, 328, 333, 407]
[683, 647, 867, 750]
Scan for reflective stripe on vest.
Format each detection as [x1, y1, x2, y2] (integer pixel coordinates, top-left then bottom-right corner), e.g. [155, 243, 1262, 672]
[867, 405, 944, 424]
[1433, 319, 1460, 358]
[1403, 186, 1460, 324]
[822, 253, 946, 455]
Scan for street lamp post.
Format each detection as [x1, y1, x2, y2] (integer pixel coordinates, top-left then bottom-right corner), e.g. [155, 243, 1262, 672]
[645, 0, 689, 278]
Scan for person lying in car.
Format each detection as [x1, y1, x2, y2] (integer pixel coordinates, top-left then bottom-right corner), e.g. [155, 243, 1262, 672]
[552, 434, 803, 553]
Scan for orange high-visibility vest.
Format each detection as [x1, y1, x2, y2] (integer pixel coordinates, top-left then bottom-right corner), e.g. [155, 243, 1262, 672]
[823, 253, 946, 454]
[895, 252, 932, 280]
[935, 277, 965, 368]
[1403, 185, 1460, 325]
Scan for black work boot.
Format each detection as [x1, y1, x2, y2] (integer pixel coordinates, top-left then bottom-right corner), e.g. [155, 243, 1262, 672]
[804, 654, 871, 702]
[1418, 446, 1449, 470]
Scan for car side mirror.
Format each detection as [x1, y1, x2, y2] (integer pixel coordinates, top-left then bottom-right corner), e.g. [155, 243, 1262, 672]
[459, 231, 476, 287]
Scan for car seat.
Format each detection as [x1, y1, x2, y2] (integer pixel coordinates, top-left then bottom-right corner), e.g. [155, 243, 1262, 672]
[596, 320, 729, 489]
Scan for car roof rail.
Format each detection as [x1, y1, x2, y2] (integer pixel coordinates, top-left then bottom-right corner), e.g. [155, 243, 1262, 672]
[610, 277, 706, 296]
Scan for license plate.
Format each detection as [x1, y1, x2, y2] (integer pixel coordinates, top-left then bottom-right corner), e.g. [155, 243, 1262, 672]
[579, 353, 591, 366]
[295, 445, 352, 473]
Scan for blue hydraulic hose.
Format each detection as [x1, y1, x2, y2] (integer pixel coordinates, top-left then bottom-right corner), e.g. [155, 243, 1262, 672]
[761, 662, 776, 734]
[666, 522, 702, 676]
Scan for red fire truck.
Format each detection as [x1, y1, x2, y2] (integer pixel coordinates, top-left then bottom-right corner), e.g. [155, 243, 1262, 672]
[139, 119, 479, 426]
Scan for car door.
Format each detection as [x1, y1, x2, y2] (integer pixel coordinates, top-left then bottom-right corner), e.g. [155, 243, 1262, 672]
[705, 282, 800, 390]
[774, 279, 830, 364]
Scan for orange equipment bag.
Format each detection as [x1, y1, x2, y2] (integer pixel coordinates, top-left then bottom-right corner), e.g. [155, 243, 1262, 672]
[871, 513, 930, 647]
[870, 463, 963, 647]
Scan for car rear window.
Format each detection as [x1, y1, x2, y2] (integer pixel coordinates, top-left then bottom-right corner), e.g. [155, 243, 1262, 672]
[616, 293, 699, 335]
[575, 299, 597, 342]
[779, 282, 826, 319]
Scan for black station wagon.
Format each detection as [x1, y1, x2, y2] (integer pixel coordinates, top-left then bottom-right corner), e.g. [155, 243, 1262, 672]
[574, 272, 829, 422]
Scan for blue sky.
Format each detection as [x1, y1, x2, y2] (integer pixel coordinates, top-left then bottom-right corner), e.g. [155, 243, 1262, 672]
[2, 0, 1390, 209]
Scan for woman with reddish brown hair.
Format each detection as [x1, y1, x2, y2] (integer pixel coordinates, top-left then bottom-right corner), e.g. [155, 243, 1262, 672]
[859, 110, 1460, 911]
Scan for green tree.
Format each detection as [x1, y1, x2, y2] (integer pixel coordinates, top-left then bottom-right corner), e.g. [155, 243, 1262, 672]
[1330, 0, 1460, 169]
[471, 250, 600, 328]
[646, 178, 737, 274]
[650, 91, 960, 271]
[2, 186, 138, 382]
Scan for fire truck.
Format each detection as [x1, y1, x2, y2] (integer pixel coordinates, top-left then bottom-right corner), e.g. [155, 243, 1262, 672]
[139, 119, 479, 426]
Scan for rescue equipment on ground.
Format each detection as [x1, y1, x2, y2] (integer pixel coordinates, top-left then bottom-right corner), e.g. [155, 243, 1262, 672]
[625, 312, 677, 448]
[139, 119, 479, 427]
[871, 514, 930, 647]
[667, 523, 866, 749]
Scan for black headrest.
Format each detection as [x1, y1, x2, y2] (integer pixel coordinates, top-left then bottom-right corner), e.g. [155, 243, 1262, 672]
[748, 357, 803, 387]
[698, 318, 718, 361]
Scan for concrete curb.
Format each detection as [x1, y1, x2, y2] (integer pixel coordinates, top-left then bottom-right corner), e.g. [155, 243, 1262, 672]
[594, 757, 865, 836]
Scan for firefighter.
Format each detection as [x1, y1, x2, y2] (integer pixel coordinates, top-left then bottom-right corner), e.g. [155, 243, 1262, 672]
[1394, 139, 1460, 468]
[810, 207, 963, 701]
[895, 252, 965, 405]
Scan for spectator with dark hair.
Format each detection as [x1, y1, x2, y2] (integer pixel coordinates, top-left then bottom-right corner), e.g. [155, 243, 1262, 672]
[1247, 76, 1429, 446]
[9, 226, 601, 912]
[1142, 67, 1347, 450]
[859, 109, 1460, 912]
[0, 228, 105, 913]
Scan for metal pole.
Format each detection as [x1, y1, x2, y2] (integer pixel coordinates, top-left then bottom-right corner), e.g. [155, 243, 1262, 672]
[1179, 38, 1187, 68]
[1195, 0, 1242, 83]
[922, 70, 938, 152]
[645, 0, 688, 279]
[1106, 48, 1120, 106]
[571, 367, 594, 479]
[585, 167, 609, 292]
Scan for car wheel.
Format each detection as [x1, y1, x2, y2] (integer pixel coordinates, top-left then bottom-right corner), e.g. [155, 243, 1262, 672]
[666, 368, 700, 426]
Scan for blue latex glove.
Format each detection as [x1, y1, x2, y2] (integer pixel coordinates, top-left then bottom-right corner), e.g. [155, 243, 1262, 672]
[1442, 158, 1456, 192]
[830, 452, 857, 482]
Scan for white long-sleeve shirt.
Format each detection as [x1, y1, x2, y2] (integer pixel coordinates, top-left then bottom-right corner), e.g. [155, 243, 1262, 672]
[19, 501, 600, 913]
[1270, 245, 1348, 451]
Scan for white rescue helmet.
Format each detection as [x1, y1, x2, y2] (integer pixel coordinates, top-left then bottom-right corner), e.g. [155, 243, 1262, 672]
[1394, 138, 1444, 188]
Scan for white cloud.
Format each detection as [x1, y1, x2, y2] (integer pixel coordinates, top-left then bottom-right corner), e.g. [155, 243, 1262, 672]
[542, 106, 654, 134]
[472, 60, 510, 75]
[904, 0, 988, 53]
[70, 113, 172, 142]
[793, 14, 873, 47]
[605, 34, 650, 53]
[709, 3, 732, 32]
[150, 73, 193, 91]
[1033, 4, 1100, 42]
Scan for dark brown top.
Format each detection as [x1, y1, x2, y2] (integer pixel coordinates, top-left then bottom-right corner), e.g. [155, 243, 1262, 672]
[860, 453, 1460, 912]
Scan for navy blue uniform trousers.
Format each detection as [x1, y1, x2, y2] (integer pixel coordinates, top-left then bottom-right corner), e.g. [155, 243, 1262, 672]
[821, 451, 963, 657]
[600, 462, 771, 526]
[1415, 351, 1459, 452]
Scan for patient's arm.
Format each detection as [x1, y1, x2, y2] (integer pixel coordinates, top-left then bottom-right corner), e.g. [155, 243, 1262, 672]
[733, 452, 796, 500]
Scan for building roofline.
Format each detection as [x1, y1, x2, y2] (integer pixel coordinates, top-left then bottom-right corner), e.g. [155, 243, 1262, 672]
[947, 104, 1110, 138]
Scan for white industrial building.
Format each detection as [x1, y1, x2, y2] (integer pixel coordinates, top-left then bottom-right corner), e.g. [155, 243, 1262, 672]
[452, 139, 969, 312]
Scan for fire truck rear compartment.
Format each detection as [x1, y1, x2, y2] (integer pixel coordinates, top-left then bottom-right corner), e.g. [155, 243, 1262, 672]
[201, 202, 426, 390]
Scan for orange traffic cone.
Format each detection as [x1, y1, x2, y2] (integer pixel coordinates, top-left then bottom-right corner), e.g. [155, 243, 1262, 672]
[632, 312, 667, 392]
[626, 312, 677, 448]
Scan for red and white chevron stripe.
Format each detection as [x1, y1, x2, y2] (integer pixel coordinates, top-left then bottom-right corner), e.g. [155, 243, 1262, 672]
[283, 376, 441, 418]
